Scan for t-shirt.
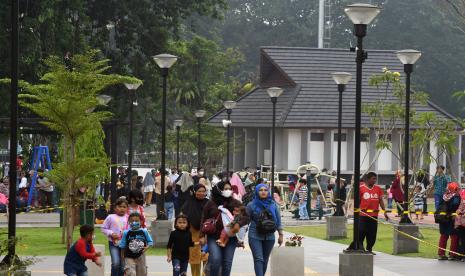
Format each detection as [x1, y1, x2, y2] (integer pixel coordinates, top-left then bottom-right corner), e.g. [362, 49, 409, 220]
[63, 238, 96, 274]
[298, 185, 308, 201]
[359, 184, 384, 217]
[167, 229, 194, 261]
[119, 228, 153, 259]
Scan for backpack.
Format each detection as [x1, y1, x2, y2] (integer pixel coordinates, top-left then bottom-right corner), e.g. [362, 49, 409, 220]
[434, 201, 450, 224]
[256, 206, 277, 235]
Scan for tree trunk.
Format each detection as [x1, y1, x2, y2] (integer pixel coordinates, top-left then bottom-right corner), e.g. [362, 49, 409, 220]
[66, 139, 77, 251]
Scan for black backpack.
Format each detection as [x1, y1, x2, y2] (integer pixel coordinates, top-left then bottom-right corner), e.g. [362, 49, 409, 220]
[256, 206, 277, 234]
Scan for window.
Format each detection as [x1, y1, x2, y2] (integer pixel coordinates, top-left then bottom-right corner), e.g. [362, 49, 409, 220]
[310, 133, 324, 141]
[361, 134, 369, 142]
[377, 134, 392, 141]
[333, 133, 347, 141]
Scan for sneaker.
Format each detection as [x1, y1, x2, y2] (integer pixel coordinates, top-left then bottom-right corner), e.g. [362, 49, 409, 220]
[368, 251, 376, 255]
[438, 255, 448, 261]
[449, 256, 461, 261]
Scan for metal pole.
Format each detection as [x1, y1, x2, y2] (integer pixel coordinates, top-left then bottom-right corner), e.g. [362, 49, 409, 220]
[127, 90, 134, 189]
[400, 64, 413, 224]
[6, 0, 19, 262]
[159, 68, 168, 220]
[348, 24, 367, 251]
[176, 126, 180, 172]
[271, 98, 277, 191]
[226, 110, 231, 179]
[197, 118, 201, 168]
[335, 84, 345, 216]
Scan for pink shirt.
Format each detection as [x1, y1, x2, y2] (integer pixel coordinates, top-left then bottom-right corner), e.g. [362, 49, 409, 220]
[101, 214, 128, 243]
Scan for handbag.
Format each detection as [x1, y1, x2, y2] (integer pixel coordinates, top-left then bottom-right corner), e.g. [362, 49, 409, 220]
[201, 212, 221, 235]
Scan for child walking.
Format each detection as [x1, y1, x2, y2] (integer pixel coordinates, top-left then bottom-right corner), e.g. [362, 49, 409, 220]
[102, 197, 129, 276]
[64, 224, 102, 276]
[167, 214, 197, 276]
[127, 189, 147, 228]
[119, 212, 153, 276]
[413, 185, 425, 222]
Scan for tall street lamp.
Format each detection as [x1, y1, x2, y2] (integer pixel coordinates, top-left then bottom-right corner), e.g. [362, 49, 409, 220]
[396, 49, 422, 224]
[344, 3, 380, 251]
[223, 100, 236, 178]
[331, 72, 352, 216]
[173, 119, 184, 172]
[5, 0, 19, 263]
[153, 53, 178, 220]
[124, 83, 141, 189]
[267, 87, 283, 192]
[195, 110, 207, 168]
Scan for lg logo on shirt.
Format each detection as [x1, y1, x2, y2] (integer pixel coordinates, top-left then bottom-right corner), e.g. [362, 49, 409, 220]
[363, 192, 379, 200]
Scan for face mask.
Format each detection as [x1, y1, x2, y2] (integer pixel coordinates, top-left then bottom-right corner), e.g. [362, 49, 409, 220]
[130, 221, 141, 230]
[199, 171, 204, 176]
[222, 190, 233, 198]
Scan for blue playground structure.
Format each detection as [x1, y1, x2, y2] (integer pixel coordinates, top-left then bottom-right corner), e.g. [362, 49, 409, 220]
[27, 145, 52, 208]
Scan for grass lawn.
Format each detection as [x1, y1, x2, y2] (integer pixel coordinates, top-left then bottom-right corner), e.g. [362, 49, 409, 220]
[0, 228, 165, 256]
[285, 224, 441, 259]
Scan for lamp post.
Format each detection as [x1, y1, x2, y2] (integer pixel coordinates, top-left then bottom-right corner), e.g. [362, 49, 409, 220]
[195, 110, 207, 168]
[267, 87, 283, 192]
[396, 49, 422, 224]
[153, 53, 178, 220]
[331, 72, 352, 216]
[124, 83, 141, 190]
[344, 3, 380, 251]
[223, 100, 236, 178]
[173, 120, 184, 172]
[5, 0, 19, 264]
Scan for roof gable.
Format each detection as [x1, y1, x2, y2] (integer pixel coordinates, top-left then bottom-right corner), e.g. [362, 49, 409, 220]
[208, 47, 454, 128]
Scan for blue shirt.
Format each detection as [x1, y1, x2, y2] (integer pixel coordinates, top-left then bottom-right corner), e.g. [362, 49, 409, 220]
[434, 174, 451, 196]
[246, 202, 282, 241]
[119, 228, 153, 258]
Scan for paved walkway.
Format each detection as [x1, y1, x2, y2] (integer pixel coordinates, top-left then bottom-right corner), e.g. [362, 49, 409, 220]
[28, 232, 464, 276]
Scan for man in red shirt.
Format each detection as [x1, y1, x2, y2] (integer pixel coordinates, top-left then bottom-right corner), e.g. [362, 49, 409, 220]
[359, 172, 389, 254]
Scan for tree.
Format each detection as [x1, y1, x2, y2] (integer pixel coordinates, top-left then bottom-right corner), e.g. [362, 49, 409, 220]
[363, 68, 459, 182]
[17, 50, 141, 250]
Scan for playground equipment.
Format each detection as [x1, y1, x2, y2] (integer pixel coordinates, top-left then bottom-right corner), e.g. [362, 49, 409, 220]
[27, 146, 52, 208]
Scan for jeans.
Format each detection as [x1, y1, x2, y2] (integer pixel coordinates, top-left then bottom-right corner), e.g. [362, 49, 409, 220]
[165, 202, 174, 220]
[172, 258, 189, 276]
[359, 216, 378, 251]
[248, 237, 275, 276]
[387, 198, 393, 209]
[207, 236, 237, 276]
[109, 241, 123, 276]
[66, 272, 89, 276]
[434, 194, 442, 211]
[299, 201, 309, 219]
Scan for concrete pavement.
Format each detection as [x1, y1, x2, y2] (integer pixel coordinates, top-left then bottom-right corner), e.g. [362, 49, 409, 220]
[28, 232, 464, 276]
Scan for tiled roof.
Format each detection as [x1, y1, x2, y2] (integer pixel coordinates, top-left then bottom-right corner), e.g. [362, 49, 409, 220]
[208, 47, 455, 128]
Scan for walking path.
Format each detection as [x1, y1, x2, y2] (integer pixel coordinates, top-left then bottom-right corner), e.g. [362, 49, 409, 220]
[28, 232, 463, 276]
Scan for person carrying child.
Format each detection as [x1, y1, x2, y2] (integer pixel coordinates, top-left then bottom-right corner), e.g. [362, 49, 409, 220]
[216, 205, 248, 248]
[102, 197, 129, 276]
[119, 212, 153, 276]
[167, 214, 198, 276]
[64, 224, 102, 276]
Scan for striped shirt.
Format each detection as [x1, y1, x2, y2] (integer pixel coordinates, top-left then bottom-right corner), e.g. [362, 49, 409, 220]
[298, 185, 308, 201]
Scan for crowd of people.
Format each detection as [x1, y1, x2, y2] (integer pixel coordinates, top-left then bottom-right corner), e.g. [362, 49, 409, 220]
[64, 167, 283, 276]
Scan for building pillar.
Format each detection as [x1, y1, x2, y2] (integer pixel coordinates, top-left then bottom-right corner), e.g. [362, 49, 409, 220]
[301, 129, 309, 164]
[347, 129, 355, 171]
[324, 129, 333, 170]
[233, 128, 245, 171]
[286, 129, 302, 171]
[391, 130, 401, 171]
[244, 128, 258, 169]
[369, 129, 378, 172]
[450, 134, 462, 182]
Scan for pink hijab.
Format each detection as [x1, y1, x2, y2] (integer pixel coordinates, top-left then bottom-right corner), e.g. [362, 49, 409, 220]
[230, 173, 246, 198]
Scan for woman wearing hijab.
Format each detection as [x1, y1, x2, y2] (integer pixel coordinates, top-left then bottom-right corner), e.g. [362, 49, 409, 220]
[201, 181, 249, 276]
[181, 184, 209, 276]
[230, 173, 246, 201]
[143, 170, 155, 206]
[175, 172, 194, 216]
[437, 182, 461, 260]
[247, 184, 283, 276]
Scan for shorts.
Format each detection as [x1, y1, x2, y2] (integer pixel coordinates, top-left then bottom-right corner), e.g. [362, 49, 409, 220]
[414, 204, 423, 211]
